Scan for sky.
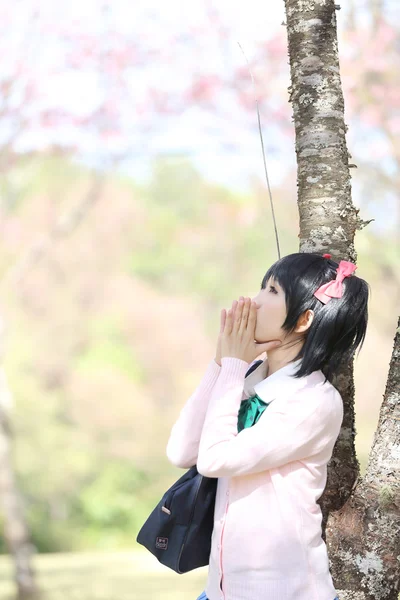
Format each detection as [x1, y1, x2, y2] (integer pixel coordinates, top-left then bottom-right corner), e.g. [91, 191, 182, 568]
[1, 0, 399, 219]
[1, 0, 293, 191]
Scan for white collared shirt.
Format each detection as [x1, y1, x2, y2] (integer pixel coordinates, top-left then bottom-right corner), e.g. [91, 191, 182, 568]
[243, 356, 304, 402]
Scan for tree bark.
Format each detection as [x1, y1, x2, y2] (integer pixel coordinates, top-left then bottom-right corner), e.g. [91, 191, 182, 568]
[328, 320, 400, 599]
[283, 0, 400, 598]
[0, 319, 37, 599]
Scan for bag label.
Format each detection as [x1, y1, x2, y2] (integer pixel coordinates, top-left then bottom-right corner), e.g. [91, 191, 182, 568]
[156, 536, 168, 550]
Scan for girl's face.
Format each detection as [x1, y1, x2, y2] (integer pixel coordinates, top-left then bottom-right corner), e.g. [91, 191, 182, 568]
[251, 276, 288, 344]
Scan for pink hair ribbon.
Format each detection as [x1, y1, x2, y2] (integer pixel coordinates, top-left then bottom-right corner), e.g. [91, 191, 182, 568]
[314, 260, 357, 304]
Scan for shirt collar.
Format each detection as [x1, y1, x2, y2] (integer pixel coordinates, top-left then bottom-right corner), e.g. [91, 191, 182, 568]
[243, 357, 310, 405]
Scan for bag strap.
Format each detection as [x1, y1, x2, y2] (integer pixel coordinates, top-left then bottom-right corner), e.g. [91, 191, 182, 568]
[245, 359, 263, 378]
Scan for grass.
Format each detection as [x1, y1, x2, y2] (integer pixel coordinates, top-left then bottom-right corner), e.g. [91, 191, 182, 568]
[1, 551, 398, 600]
[0, 550, 208, 600]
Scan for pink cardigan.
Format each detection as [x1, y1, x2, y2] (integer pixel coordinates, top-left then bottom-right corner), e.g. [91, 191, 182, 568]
[166, 356, 343, 600]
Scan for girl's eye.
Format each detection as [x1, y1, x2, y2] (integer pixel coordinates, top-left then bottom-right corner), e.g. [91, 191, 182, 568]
[269, 286, 278, 294]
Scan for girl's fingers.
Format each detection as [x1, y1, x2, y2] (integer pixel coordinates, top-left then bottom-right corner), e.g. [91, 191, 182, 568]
[228, 299, 239, 329]
[224, 307, 233, 335]
[238, 298, 251, 333]
[233, 298, 244, 332]
[232, 299, 238, 318]
[248, 300, 257, 326]
[220, 308, 227, 333]
[226, 297, 246, 334]
[220, 309, 224, 333]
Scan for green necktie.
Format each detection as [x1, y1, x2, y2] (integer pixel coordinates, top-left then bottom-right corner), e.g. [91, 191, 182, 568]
[237, 393, 270, 433]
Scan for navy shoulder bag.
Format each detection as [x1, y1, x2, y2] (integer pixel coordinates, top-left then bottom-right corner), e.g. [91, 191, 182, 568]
[135, 359, 262, 573]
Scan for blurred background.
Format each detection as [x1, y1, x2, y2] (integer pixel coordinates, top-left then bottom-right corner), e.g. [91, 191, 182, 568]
[0, 0, 398, 598]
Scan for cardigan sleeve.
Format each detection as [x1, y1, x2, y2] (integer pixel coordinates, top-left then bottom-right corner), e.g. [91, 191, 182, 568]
[197, 357, 343, 478]
[165, 358, 221, 469]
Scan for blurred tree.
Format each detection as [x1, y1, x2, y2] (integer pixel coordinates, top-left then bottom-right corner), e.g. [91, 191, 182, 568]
[0, 321, 36, 599]
[0, 167, 107, 598]
[284, 0, 399, 598]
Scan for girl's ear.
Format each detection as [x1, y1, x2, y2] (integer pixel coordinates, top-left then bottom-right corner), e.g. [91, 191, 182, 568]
[295, 309, 314, 334]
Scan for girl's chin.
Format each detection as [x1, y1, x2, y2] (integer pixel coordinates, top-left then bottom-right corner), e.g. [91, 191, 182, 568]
[255, 336, 275, 345]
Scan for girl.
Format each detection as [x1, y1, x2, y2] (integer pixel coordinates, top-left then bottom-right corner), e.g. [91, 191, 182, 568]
[166, 252, 369, 600]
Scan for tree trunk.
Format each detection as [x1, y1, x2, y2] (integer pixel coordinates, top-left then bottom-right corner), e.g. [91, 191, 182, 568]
[283, 0, 400, 598]
[0, 321, 37, 599]
[370, 0, 384, 30]
[328, 320, 400, 599]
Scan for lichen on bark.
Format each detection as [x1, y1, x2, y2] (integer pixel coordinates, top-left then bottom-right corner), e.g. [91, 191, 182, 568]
[284, 0, 400, 598]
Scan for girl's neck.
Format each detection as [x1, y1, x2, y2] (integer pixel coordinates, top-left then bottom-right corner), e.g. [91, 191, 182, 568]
[266, 338, 303, 377]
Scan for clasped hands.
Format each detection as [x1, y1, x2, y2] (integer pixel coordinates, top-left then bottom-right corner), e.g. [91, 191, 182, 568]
[215, 296, 282, 366]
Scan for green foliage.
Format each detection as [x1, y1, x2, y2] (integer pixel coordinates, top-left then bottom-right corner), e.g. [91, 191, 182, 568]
[148, 157, 207, 220]
[0, 461, 150, 553]
[69, 461, 150, 548]
[128, 155, 294, 306]
[0, 152, 396, 556]
[75, 314, 147, 383]
[76, 334, 143, 382]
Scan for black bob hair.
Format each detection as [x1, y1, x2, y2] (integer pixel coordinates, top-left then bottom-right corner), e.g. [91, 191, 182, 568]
[261, 252, 370, 383]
